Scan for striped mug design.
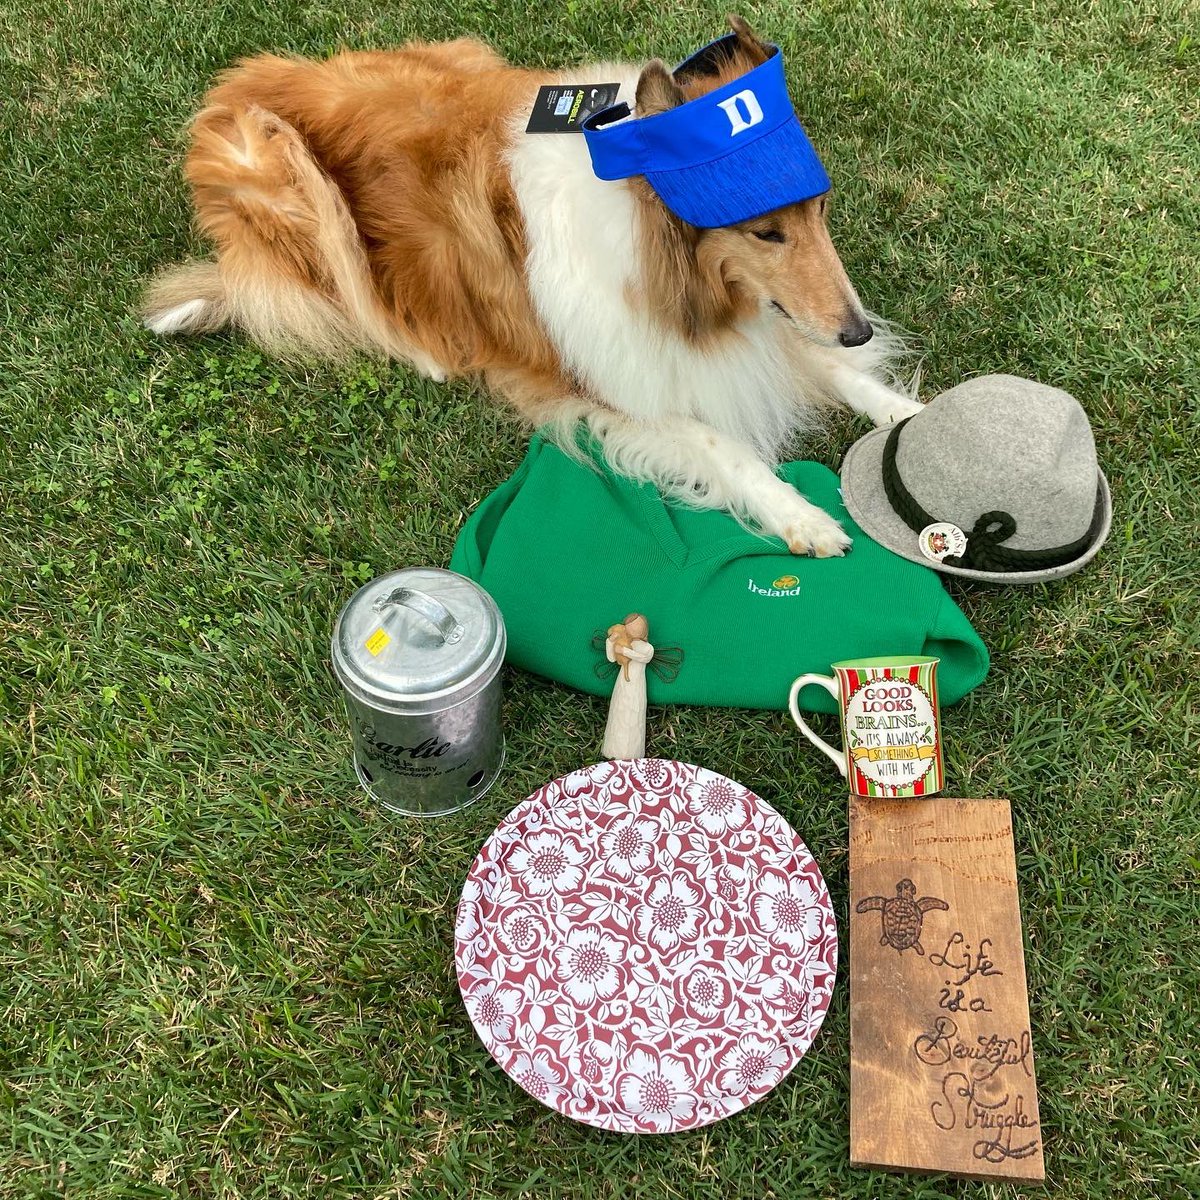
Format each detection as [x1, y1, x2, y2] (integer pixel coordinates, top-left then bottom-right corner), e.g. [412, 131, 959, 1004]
[789, 656, 943, 798]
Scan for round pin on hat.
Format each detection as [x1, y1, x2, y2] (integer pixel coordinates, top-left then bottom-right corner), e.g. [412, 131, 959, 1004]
[918, 522, 968, 564]
[840, 375, 1113, 584]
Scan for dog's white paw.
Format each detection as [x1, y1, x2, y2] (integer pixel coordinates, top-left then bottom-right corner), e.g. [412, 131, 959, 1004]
[872, 394, 925, 426]
[407, 350, 449, 383]
[782, 509, 853, 558]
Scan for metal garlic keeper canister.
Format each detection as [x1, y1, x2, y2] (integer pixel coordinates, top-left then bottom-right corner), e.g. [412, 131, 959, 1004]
[331, 567, 506, 816]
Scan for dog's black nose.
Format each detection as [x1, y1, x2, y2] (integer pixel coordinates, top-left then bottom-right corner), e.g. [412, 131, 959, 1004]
[838, 316, 874, 347]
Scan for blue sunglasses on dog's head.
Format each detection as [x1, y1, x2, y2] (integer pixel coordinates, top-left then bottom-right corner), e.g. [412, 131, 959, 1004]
[582, 34, 830, 229]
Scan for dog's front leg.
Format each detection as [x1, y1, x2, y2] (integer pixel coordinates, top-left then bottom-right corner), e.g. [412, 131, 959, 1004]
[814, 355, 925, 427]
[583, 410, 852, 558]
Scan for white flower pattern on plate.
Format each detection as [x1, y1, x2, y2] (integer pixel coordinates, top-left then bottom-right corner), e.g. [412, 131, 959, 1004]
[684, 771, 751, 835]
[632, 758, 674, 791]
[762, 976, 810, 1022]
[751, 871, 823, 950]
[714, 864, 744, 904]
[552, 923, 624, 1005]
[496, 905, 546, 956]
[508, 830, 587, 896]
[677, 963, 733, 1022]
[615, 1048, 697, 1131]
[598, 815, 658, 881]
[464, 982, 522, 1043]
[572, 1039, 615, 1089]
[636, 870, 704, 952]
[716, 1032, 790, 1095]
[506, 1049, 564, 1101]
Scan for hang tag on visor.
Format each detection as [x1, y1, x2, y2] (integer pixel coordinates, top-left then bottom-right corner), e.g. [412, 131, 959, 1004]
[527, 83, 621, 133]
[582, 35, 830, 228]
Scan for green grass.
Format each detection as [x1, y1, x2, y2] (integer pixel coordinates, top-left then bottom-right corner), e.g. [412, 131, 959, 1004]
[2, 1, 1198, 1196]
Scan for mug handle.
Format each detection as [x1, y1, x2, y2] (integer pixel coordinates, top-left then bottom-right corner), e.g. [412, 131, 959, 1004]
[788, 674, 847, 778]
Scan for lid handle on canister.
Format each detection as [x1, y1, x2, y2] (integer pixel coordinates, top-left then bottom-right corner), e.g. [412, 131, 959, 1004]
[373, 587, 465, 645]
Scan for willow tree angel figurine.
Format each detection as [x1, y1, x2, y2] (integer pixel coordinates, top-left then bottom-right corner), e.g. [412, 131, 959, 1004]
[602, 613, 655, 760]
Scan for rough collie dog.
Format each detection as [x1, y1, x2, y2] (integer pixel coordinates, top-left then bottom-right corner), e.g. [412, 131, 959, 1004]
[143, 16, 921, 556]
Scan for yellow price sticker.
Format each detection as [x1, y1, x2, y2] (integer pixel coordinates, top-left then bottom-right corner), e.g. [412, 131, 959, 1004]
[364, 627, 391, 656]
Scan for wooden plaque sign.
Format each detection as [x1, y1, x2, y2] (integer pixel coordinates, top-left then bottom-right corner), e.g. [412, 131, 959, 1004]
[849, 798, 1045, 1183]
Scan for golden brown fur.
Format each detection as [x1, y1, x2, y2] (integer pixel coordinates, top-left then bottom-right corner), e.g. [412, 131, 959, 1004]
[169, 39, 570, 402]
[145, 19, 868, 417]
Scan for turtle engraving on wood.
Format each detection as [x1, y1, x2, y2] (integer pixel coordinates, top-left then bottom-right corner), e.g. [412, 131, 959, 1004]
[856, 878, 949, 955]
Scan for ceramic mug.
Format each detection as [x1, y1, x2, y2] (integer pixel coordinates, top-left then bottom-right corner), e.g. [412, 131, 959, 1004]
[789, 656, 944, 797]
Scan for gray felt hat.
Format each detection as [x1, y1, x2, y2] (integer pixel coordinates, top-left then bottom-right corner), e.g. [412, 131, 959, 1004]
[840, 374, 1112, 584]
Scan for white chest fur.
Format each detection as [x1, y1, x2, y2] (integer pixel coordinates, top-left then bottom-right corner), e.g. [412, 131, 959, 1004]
[504, 70, 818, 461]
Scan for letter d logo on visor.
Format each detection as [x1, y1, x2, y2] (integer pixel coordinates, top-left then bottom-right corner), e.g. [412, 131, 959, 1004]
[717, 89, 764, 136]
[582, 35, 832, 228]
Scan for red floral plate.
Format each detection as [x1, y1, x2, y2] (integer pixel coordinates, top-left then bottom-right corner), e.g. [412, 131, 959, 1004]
[455, 759, 837, 1133]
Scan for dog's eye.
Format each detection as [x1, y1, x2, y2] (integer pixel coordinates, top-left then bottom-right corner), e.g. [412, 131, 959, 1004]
[753, 229, 785, 243]
[819, 196, 828, 216]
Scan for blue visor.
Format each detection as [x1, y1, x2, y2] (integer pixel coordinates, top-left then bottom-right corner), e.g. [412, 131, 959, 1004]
[582, 35, 831, 228]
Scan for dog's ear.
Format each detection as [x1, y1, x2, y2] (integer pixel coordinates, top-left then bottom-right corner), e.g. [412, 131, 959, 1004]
[636, 59, 685, 116]
[726, 14, 771, 66]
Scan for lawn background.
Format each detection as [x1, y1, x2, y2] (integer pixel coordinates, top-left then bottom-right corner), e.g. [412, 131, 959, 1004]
[2, 1, 1198, 1196]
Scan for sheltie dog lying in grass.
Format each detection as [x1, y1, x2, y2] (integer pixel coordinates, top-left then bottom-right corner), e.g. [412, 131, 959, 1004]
[143, 15, 922, 556]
